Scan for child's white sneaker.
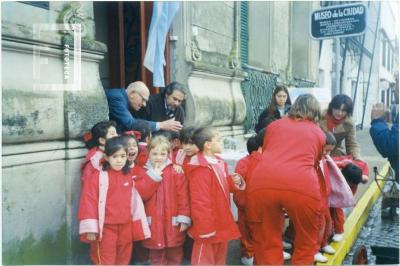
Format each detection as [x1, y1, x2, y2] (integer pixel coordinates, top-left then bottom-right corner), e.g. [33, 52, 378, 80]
[322, 244, 336, 254]
[283, 251, 291, 260]
[332, 233, 344, 242]
[283, 240, 293, 249]
[240, 256, 254, 265]
[314, 252, 328, 263]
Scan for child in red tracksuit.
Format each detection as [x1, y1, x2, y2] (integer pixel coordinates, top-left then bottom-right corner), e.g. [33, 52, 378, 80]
[78, 136, 150, 265]
[314, 131, 337, 263]
[175, 126, 199, 167]
[174, 126, 199, 260]
[186, 126, 245, 265]
[132, 120, 152, 167]
[121, 131, 161, 197]
[81, 121, 118, 182]
[141, 135, 191, 265]
[233, 136, 262, 265]
[330, 156, 369, 242]
[121, 132, 163, 265]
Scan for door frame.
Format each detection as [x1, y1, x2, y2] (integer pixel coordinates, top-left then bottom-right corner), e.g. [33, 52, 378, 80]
[107, 1, 170, 94]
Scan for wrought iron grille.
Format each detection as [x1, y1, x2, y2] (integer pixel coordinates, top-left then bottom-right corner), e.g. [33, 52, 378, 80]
[292, 77, 316, 88]
[241, 67, 279, 133]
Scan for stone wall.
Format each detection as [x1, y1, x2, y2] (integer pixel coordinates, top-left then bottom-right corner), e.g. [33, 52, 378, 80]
[248, 1, 319, 84]
[170, 2, 247, 143]
[2, 2, 106, 264]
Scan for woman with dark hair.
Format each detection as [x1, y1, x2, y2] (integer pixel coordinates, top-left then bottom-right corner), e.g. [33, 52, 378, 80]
[319, 94, 361, 160]
[255, 85, 291, 133]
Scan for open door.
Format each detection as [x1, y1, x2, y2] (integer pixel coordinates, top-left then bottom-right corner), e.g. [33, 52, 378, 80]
[107, 1, 170, 95]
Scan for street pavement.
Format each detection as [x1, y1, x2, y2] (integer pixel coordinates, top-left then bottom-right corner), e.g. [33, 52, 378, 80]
[343, 183, 399, 265]
[353, 126, 389, 201]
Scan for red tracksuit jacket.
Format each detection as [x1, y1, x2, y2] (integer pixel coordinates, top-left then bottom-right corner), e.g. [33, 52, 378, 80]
[248, 117, 325, 200]
[185, 153, 242, 243]
[129, 164, 161, 201]
[233, 151, 262, 210]
[81, 147, 104, 181]
[171, 148, 187, 166]
[136, 143, 149, 167]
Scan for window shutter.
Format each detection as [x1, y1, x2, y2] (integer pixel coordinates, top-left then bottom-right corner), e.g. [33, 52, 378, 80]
[240, 1, 249, 65]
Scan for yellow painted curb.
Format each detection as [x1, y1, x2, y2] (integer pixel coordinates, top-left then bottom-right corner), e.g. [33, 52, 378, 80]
[317, 163, 390, 265]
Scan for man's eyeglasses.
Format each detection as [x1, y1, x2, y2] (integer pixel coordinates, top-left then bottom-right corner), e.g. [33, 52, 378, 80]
[136, 92, 148, 104]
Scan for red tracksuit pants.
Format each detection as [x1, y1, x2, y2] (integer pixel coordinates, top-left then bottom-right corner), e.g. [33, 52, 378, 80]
[191, 241, 228, 265]
[238, 209, 254, 258]
[319, 203, 333, 248]
[247, 189, 321, 265]
[149, 246, 183, 265]
[330, 207, 345, 234]
[89, 223, 132, 265]
[286, 202, 334, 250]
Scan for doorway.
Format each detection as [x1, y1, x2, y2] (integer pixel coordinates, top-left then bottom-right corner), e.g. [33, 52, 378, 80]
[95, 1, 170, 94]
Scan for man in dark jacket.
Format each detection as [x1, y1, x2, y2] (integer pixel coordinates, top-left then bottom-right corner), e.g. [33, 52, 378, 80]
[370, 102, 399, 181]
[146, 81, 186, 125]
[105, 81, 182, 133]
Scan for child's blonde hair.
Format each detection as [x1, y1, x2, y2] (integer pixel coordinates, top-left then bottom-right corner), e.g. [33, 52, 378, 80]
[288, 94, 321, 123]
[148, 135, 171, 152]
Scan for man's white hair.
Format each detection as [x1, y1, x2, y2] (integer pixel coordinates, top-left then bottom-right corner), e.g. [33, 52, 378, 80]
[126, 81, 149, 95]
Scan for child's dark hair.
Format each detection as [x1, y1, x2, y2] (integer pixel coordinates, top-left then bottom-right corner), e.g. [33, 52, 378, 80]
[255, 128, 266, 149]
[180, 126, 196, 144]
[246, 136, 259, 154]
[324, 130, 337, 146]
[132, 120, 151, 142]
[192, 126, 216, 151]
[341, 163, 362, 185]
[121, 133, 138, 148]
[102, 136, 130, 174]
[84, 120, 116, 149]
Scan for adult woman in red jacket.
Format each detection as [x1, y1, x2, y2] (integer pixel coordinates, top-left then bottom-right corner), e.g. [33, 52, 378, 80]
[247, 94, 326, 265]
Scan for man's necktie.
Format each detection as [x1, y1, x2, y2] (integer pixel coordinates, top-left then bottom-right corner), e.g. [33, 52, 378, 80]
[166, 108, 175, 119]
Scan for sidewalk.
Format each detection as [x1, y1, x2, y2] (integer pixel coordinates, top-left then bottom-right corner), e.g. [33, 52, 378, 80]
[353, 126, 388, 201]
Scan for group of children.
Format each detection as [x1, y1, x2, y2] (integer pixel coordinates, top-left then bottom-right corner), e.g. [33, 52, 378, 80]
[78, 121, 245, 265]
[78, 119, 369, 265]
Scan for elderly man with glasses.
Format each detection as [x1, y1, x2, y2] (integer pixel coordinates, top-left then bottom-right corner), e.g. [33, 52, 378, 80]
[106, 81, 183, 133]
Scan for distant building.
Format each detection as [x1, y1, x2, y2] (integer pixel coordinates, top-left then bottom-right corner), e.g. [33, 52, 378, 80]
[318, 1, 398, 128]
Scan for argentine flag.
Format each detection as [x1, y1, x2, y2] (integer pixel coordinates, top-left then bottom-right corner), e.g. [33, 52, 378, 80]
[143, 1, 180, 87]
